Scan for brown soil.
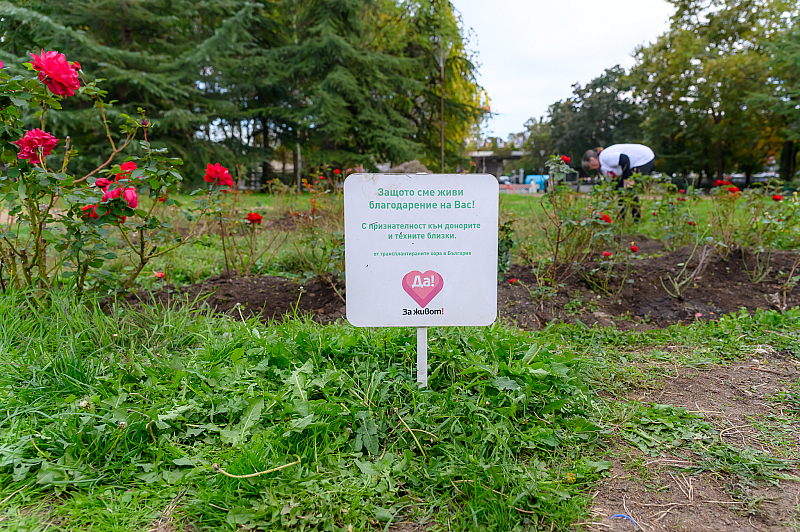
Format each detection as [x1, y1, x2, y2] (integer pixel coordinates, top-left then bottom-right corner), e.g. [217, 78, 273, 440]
[499, 240, 800, 330]
[586, 352, 800, 531]
[126, 275, 345, 324]
[131, 240, 799, 328]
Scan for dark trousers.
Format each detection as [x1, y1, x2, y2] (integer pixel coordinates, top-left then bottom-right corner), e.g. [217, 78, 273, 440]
[616, 158, 655, 221]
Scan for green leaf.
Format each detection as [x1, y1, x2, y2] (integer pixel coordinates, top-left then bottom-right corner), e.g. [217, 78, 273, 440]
[582, 459, 612, 472]
[231, 397, 264, 444]
[492, 376, 520, 390]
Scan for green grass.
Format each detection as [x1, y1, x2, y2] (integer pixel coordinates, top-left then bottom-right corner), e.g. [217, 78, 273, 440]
[1, 293, 800, 530]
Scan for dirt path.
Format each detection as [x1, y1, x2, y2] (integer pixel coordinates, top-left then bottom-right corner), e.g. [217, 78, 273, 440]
[584, 352, 800, 531]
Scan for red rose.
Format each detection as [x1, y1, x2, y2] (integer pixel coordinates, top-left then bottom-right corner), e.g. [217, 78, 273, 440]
[30, 50, 81, 97]
[687, 221, 697, 226]
[713, 180, 723, 187]
[561, 155, 571, 164]
[601, 214, 612, 224]
[154, 271, 165, 279]
[722, 180, 732, 186]
[607, 171, 616, 178]
[652, 211, 657, 216]
[679, 197, 687, 202]
[334, 169, 341, 175]
[246, 212, 263, 225]
[509, 278, 517, 284]
[116, 161, 138, 182]
[81, 205, 98, 220]
[102, 186, 138, 208]
[773, 194, 784, 202]
[204, 163, 234, 187]
[319, 176, 326, 181]
[14, 129, 59, 164]
[630, 245, 638, 252]
[727, 186, 740, 193]
[679, 189, 685, 193]
[158, 197, 167, 202]
[602, 251, 612, 257]
[71, 61, 81, 71]
[95, 177, 111, 189]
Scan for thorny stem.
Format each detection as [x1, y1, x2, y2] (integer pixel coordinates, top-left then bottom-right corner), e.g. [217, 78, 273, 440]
[99, 103, 116, 152]
[219, 217, 232, 279]
[77, 133, 134, 183]
[60, 137, 71, 173]
[77, 101, 137, 183]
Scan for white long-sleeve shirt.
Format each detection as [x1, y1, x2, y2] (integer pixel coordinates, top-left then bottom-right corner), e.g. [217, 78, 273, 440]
[599, 144, 654, 178]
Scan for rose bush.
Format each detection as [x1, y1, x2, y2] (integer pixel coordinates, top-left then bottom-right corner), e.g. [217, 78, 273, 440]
[0, 51, 227, 295]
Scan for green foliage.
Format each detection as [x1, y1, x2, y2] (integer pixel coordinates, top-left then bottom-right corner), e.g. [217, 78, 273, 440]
[620, 403, 716, 456]
[526, 0, 799, 181]
[0, 0, 487, 182]
[497, 215, 516, 278]
[629, 0, 793, 181]
[548, 66, 643, 163]
[0, 292, 604, 530]
[2, 291, 800, 528]
[689, 445, 800, 485]
[0, 0, 252, 181]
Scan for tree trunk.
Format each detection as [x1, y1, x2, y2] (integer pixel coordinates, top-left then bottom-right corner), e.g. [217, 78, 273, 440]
[715, 139, 724, 181]
[780, 140, 796, 182]
[294, 142, 302, 193]
[745, 171, 752, 188]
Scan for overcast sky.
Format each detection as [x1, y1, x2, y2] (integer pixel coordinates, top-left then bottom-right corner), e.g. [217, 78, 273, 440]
[451, 0, 676, 139]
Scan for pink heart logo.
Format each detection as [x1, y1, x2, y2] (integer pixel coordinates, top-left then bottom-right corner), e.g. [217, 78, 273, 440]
[402, 270, 444, 308]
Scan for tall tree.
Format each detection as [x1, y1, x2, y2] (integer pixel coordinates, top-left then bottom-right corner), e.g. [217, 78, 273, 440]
[0, 0, 256, 181]
[547, 66, 642, 163]
[630, 0, 794, 183]
[0, 0, 487, 183]
[750, 15, 800, 181]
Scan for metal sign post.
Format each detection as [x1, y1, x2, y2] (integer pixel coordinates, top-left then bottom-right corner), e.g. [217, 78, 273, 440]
[417, 327, 428, 387]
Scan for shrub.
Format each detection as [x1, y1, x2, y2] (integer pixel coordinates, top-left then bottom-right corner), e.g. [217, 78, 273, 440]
[0, 52, 225, 296]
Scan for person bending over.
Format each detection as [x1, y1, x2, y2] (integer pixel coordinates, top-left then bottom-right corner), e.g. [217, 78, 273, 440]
[582, 144, 655, 220]
[581, 144, 655, 189]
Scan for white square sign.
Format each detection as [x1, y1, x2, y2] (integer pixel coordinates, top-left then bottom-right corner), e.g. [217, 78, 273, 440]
[344, 173, 498, 327]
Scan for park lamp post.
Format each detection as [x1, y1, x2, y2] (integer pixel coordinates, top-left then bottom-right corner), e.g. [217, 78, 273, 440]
[434, 39, 451, 174]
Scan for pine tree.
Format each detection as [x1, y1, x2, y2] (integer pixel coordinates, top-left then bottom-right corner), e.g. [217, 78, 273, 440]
[0, 0, 256, 181]
[0, 0, 487, 183]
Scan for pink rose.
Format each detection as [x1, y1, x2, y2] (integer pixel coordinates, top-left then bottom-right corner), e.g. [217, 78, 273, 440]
[102, 186, 138, 208]
[122, 188, 138, 209]
[13, 129, 59, 164]
[30, 50, 80, 97]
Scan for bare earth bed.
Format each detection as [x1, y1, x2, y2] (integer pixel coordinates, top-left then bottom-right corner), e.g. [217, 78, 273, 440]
[129, 239, 799, 331]
[587, 349, 800, 531]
